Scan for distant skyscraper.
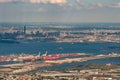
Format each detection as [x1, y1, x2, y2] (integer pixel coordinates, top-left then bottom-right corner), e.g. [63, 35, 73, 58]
[24, 26, 26, 35]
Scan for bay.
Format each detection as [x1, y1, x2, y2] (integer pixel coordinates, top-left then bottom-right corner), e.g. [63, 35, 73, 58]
[0, 41, 120, 66]
[0, 41, 119, 55]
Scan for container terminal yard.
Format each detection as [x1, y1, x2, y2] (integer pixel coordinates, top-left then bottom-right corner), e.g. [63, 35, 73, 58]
[0, 53, 120, 80]
[0, 53, 89, 62]
[0, 53, 119, 74]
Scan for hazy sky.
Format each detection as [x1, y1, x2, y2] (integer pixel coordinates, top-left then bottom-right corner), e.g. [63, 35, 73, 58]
[0, 0, 120, 23]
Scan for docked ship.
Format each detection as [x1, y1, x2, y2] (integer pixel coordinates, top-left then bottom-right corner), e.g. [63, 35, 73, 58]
[42, 55, 61, 60]
[41, 51, 61, 60]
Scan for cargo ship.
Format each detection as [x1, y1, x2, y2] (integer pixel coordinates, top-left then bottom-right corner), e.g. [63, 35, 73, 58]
[42, 55, 61, 60]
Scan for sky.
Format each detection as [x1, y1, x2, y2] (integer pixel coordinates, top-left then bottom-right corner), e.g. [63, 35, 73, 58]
[0, 0, 120, 23]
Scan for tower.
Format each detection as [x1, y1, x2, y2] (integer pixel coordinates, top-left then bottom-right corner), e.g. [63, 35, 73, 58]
[24, 26, 26, 35]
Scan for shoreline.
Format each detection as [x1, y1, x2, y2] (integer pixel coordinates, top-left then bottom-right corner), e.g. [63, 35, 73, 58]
[0, 53, 119, 75]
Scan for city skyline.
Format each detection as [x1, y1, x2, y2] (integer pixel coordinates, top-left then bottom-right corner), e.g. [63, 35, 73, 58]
[0, 0, 120, 23]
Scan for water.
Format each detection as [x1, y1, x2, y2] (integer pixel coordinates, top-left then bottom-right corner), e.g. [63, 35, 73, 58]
[0, 22, 120, 68]
[0, 41, 120, 66]
[0, 41, 119, 55]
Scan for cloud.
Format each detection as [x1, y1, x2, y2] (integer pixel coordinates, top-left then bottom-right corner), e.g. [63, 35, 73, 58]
[92, 2, 120, 9]
[96, 3, 104, 8]
[0, 0, 28, 3]
[37, 7, 46, 12]
[29, 0, 67, 4]
[1, 0, 120, 9]
[0, 0, 67, 4]
[0, 0, 11, 3]
[76, 0, 80, 3]
[111, 2, 120, 8]
[75, 2, 107, 10]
